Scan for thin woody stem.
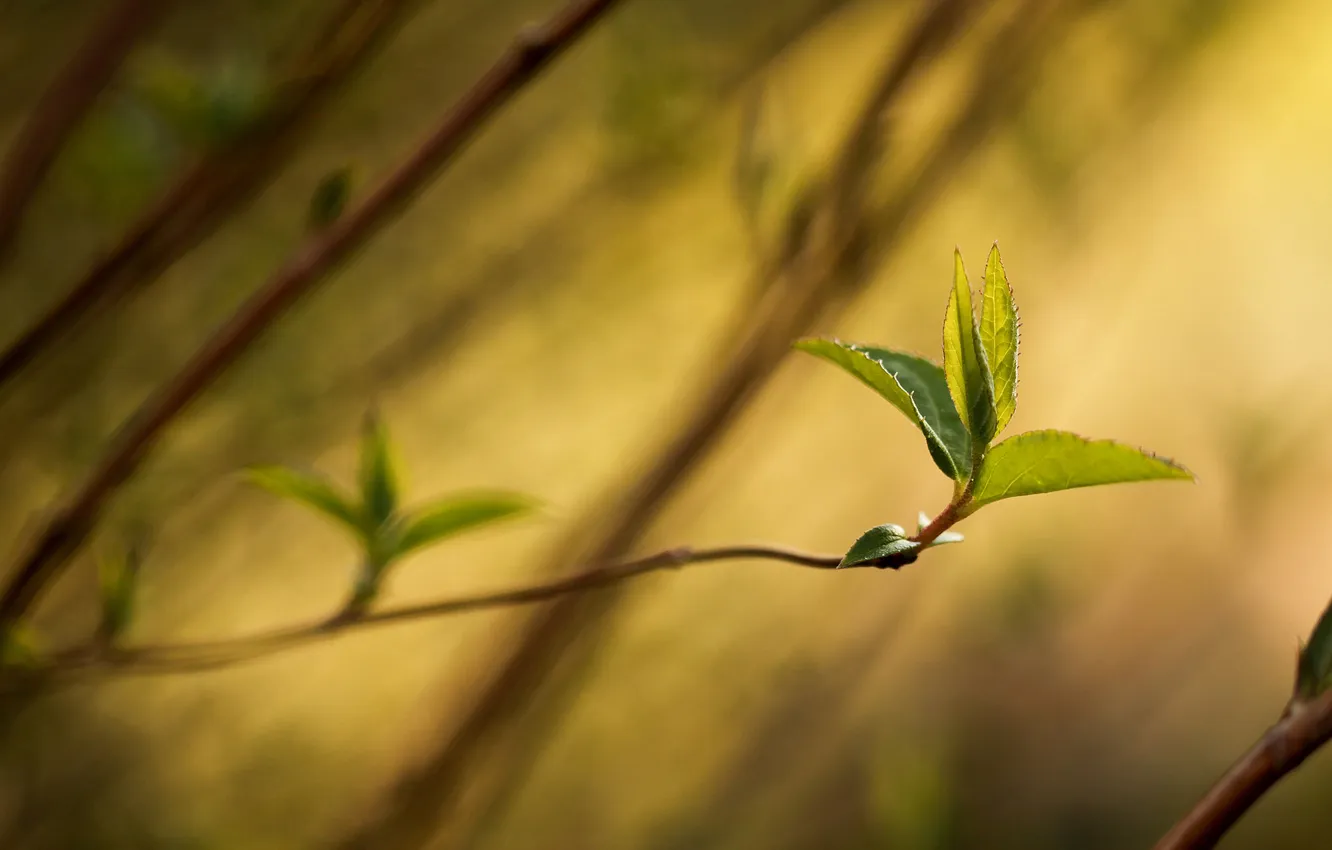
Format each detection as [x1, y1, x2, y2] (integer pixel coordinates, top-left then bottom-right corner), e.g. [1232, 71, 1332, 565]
[14, 543, 839, 687]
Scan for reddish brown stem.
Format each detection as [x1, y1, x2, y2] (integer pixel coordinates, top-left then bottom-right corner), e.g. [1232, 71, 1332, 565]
[1153, 690, 1332, 850]
[0, 0, 627, 638]
[911, 498, 965, 547]
[0, 0, 174, 263]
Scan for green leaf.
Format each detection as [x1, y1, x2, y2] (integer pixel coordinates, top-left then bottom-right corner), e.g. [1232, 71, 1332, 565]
[943, 250, 997, 450]
[1297, 596, 1332, 699]
[980, 244, 1019, 436]
[359, 410, 400, 531]
[967, 430, 1194, 512]
[795, 339, 971, 481]
[308, 166, 354, 230]
[840, 524, 921, 569]
[396, 492, 540, 558]
[247, 466, 365, 539]
[98, 550, 139, 640]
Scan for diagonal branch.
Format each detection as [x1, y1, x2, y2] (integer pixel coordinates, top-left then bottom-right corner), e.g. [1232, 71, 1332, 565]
[0, 0, 418, 389]
[0, 0, 629, 641]
[0, 0, 174, 266]
[326, 3, 985, 849]
[1152, 685, 1332, 849]
[21, 544, 840, 688]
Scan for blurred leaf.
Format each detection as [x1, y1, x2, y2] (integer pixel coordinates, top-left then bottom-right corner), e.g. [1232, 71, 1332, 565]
[868, 734, 954, 849]
[126, 50, 270, 150]
[967, 429, 1193, 511]
[308, 166, 354, 230]
[2, 626, 40, 668]
[795, 339, 970, 481]
[247, 466, 364, 539]
[397, 492, 540, 558]
[358, 410, 400, 531]
[98, 549, 139, 640]
[980, 244, 1020, 436]
[840, 523, 920, 569]
[734, 86, 774, 232]
[943, 250, 997, 450]
[1297, 596, 1332, 699]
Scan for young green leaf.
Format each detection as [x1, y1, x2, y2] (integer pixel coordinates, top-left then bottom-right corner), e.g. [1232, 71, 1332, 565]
[1297, 596, 1332, 699]
[942, 250, 997, 449]
[247, 466, 365, 539]
[967, 429, 1193, 512]
[980, 244, 1019, 436]
[840, 524, 921, 569]
[308, 166, 354, 231]
[359, 411, 400, 531]
[98, 549, 139, 640]
[795, 339, 971, 481]
[396, 492, 540, 558]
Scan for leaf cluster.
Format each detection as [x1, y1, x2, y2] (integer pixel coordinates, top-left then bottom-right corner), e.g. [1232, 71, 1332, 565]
[797, 245, 1192, 568]
[247, 411, 538, 609]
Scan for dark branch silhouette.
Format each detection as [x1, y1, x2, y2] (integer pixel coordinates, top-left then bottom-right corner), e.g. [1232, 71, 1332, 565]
[0, 0, 629, 639]
[0, 0, 174, 265]
[0, 0, 417, 388]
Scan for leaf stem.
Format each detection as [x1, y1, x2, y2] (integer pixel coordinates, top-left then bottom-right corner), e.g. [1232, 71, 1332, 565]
[912, 484, 973, 548]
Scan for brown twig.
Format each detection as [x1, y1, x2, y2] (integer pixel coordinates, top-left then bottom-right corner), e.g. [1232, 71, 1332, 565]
[0, 0, 629, 639]
[1152, 689, 1332, 850]
[0, 0, 416, 389]
[326, 4, 983, 849]
[0, 0, 174, 265]
[16, 544, 839, 688]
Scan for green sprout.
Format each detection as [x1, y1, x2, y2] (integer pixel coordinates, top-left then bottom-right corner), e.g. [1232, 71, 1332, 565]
[1297, 596, 1332, 700]
[797, 244, 1193, 568]
[247, 411, 539, 612]
[97, 545, 140, 645]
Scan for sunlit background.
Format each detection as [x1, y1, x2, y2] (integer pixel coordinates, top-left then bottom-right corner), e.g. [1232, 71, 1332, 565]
[1, 0, 1331, 847]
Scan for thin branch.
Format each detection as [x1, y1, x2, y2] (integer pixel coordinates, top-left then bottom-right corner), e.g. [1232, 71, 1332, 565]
[0, 0, 174, 265]
[327, 3, 984, 849]
[0, 0, 628, 639]
[24, 544, 839, 686]
[0, 0, 417, 389]
[1153, 689, 1332, 850]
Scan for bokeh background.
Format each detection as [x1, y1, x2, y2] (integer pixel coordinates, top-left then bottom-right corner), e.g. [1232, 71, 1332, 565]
[1, 0, 1331, 847]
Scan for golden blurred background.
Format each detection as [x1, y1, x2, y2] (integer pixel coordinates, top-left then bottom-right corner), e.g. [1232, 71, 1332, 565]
[1, 0, 1331, 847]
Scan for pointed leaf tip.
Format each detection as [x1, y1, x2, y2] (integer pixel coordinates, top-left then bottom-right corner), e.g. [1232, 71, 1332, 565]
[246, 466, 365, 539]
[796, 338, 971, 481]
[840, 523, 921, 569]
[395, 491, 541, 558]
[980, 244, 1019, 437]
[968, 430, 1193, 512]
[359, 410, 400, 530]
[943, 251, 997, 450]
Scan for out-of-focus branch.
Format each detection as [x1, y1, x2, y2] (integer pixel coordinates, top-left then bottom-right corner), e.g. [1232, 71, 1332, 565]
[0, 0, 414, 389]
[0, 0, 174, 265]
[1152, 688, 1332, 850]
[326, 3, 984, 849]
[0, 0, 629, 642]
[5, 543, 838, 689]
